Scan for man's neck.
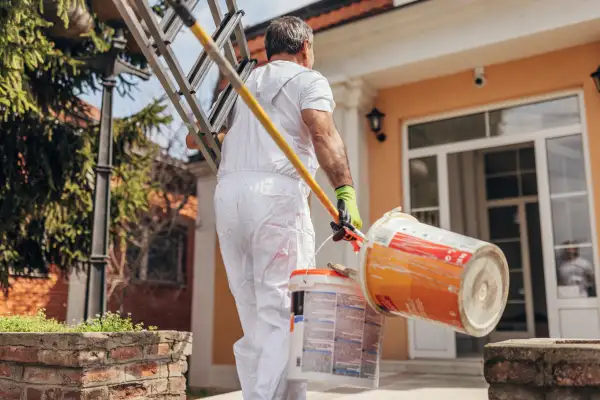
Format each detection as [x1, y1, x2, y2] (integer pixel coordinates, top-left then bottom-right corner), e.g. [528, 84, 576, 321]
[269, 54, 305, 67]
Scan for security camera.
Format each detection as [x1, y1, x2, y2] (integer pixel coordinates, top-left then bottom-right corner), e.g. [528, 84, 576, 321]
[474, 67, 486, 87]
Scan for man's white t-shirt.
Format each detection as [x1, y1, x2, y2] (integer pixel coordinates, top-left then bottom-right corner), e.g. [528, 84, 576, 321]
[217, 60, 336, 183]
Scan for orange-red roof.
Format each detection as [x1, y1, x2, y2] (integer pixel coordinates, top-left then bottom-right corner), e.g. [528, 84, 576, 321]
[244, 0, 395, 65]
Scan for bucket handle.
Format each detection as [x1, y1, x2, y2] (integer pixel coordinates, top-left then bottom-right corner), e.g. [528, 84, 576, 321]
[302, 233, 335, 283]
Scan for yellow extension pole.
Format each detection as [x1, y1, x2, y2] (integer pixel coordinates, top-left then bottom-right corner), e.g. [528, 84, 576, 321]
[167, 1, 340, 223]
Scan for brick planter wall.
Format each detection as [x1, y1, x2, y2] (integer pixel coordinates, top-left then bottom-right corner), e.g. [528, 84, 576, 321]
[0, 331, 192, 399]
[484, 338, 600, 399]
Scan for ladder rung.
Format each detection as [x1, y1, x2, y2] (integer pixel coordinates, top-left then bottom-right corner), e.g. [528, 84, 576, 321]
[185, 10, 245, 94]
[209, 58, 256, 131]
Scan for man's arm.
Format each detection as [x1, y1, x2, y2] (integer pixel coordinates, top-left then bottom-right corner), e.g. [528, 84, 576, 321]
[301, 109, 352, 188]
[299, 73, 362, 231]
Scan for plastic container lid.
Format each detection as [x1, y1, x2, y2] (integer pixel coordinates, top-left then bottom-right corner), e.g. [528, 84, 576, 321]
[460, 248, 509, 337]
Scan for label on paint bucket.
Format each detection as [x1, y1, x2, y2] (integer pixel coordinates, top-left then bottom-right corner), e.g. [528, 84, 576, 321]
[292, 290, 383, 380]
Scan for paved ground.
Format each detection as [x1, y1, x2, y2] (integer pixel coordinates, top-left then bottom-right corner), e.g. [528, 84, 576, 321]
[203, 373, 489, 399]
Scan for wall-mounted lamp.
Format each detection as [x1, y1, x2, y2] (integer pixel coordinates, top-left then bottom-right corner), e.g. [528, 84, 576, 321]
[592, 66, 600, 93]
[366, 107, 386, 142]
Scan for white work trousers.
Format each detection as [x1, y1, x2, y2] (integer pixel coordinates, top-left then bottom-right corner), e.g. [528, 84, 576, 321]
[215, 171, 315, 400]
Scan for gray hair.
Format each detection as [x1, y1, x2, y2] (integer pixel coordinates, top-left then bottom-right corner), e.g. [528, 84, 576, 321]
[264, 16, 313, 60]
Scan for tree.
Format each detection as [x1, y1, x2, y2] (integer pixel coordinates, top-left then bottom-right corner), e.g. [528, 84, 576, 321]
[107, 120, 196, 310]
[0, 0, 182, 289]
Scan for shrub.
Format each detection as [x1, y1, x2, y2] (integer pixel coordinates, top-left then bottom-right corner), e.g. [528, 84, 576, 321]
[0, 310, 157, 333]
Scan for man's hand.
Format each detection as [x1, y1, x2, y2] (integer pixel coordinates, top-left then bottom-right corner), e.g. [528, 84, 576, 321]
[185, 130, 226, 150]
[335, 185, 362, 230]
[330, 185, 362, 242]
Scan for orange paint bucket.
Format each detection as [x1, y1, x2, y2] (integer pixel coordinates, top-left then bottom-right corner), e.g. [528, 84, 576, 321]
[357, 208, 509, 337]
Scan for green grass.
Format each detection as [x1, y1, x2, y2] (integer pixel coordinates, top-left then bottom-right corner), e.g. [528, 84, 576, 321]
[0, 309, 157, 333]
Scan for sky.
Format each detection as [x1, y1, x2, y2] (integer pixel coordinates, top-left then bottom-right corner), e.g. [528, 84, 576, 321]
[81, 0, 316, 157]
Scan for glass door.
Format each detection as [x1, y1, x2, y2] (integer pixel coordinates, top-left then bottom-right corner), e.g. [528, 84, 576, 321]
[536, 134, 600, 338]
[406, 154, 457, 359]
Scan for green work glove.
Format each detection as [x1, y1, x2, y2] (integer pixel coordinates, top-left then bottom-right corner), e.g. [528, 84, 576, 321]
[335, 185, 363, 230]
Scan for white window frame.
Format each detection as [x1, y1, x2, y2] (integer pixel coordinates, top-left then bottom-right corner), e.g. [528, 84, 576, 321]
[402, 89, 600, 344]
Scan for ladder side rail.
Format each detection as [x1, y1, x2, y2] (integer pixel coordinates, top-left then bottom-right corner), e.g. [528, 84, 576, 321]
[112, 0, 219, 172]
[133, 0, 222, 159]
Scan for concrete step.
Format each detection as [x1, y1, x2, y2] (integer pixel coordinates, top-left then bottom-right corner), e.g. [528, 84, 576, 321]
[380, 358, 484, 377]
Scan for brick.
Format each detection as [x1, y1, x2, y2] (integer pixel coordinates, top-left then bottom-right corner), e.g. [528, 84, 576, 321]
[45, 388, 62, 400]
[109, 383, 147, 400]
[77, 350, 107, 366]
[124, 362, 160, 381]
[38, 349, 106, 367]
[62, 387, 110, 400]
[109, 346, 142, 362]
[104, 333, 154, 350]
[167, 361, 187, 377]
[488, 384, 544, 400]
[145, 378, 169, 395]
[143, 343, 170, 360]
[82, 366, 123, 386]
[61, 390, 82, 400]
[171, 341, 192, 358]
[23, 366, 82, 386]
[168, 376, 186, 393]
[0, 362, 22, 380]
[546, 388, 593, 400]
[0, 362, 11, 378]
[0, 379, 22, 400]
[84, 387, 109, 400]
[0, 345, 38, 363]
[27, 387, 63, 400]
[27, 388, 43, 400]
[553, 363, 600, 387]
[484, 360, 540, 386]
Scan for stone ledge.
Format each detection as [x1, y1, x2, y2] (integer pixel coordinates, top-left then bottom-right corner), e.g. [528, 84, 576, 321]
[485, 339, 600, 399]
[0, 331, 192, 367]
[0, 331, 192, 399]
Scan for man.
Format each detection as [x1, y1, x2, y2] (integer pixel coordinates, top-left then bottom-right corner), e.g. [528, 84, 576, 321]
[557, 242, 595, 298]
[187, 16, 361, 400]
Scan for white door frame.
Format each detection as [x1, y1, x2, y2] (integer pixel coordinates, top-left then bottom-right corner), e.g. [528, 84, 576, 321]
[403, 89, 596, 358]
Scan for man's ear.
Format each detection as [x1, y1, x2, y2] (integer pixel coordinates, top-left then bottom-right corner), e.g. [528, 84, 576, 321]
[302, 40, 311, 59]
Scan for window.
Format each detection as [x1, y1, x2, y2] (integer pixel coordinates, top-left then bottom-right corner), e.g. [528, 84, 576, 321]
[408, 113, 486, 149]
[489, 96, 580, 137]
[546, 135, 596, 299]
[408, 96, 580, 150]
[8, 267, 48, 279]
[129, 224, 188, 285]
[409, 156, 440, 227]
[484, 147, 537, 200]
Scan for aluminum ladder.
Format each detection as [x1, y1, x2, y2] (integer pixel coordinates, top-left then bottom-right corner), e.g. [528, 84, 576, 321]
[112, 0, 256, 173]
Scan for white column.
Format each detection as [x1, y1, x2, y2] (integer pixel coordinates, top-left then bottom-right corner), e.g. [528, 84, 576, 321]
[188, 162, 217, 388]
[311, 79, 376, 270]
